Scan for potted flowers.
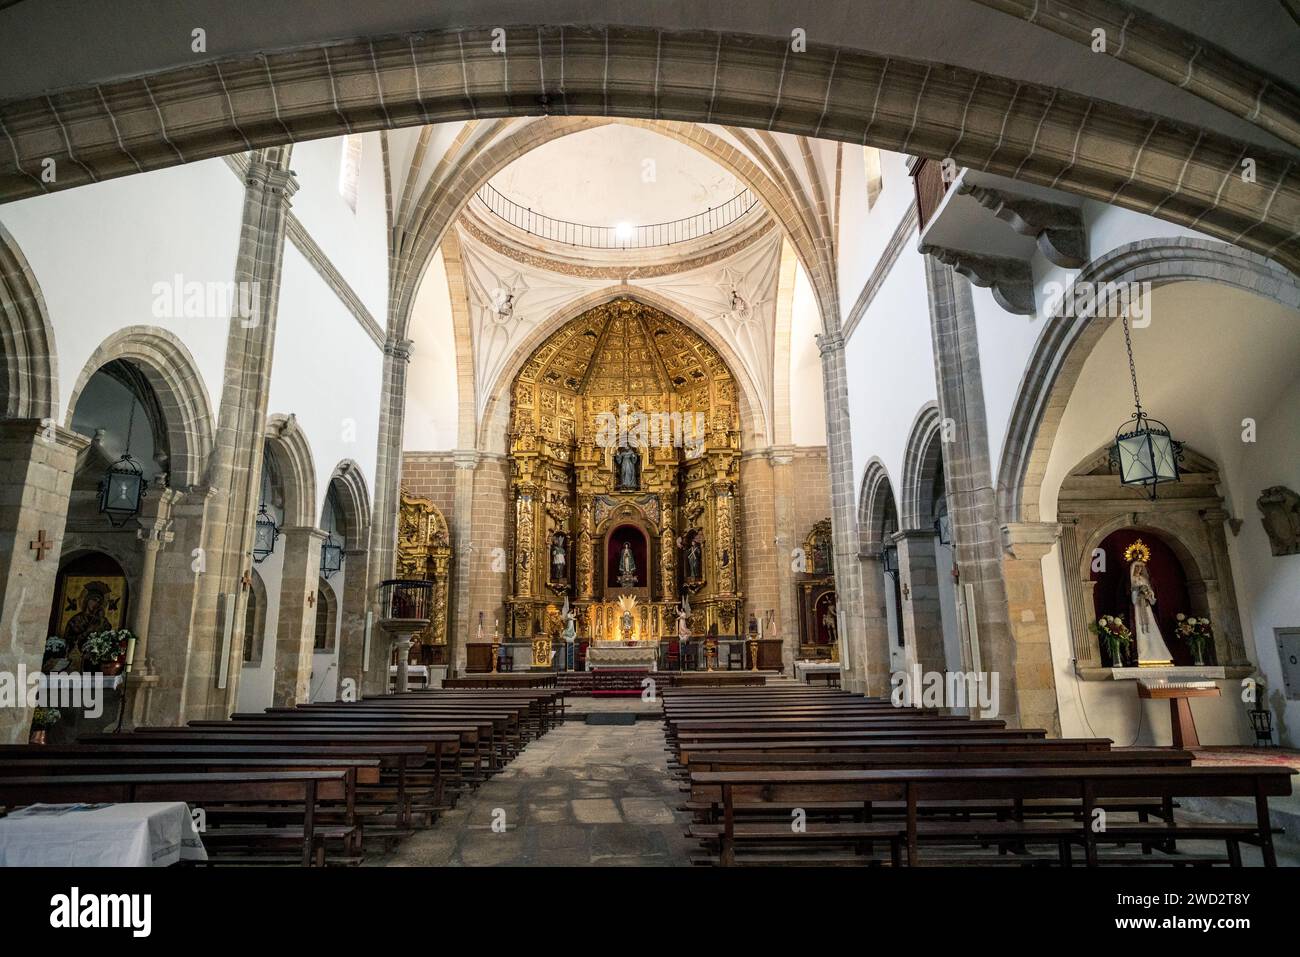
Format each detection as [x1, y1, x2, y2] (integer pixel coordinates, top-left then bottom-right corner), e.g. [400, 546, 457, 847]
[1091, 615, 1134, 667]
[1175, 614, 1214, 666]
[81, 628, 134, 675]
[30, 707, 61, 745]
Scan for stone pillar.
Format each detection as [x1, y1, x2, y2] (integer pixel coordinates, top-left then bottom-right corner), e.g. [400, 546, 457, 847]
[858, 553, 892, 693]
[362, 335, 412, 695]
[0, 420, 88, 744]
[272, 526, 327, 708]
[334, 546, 371, 700]
[923, 255, 1022, 724]
[183, 147, 298, 722]
[1198, 508, 1250, 666]
[771, 448, 800, 673]
[1000, 523, 1063, 736]
[816, 332, 869, 693]
[894, 529, 946, 675]
[130, 487, 179, 664]
[449, 449, 479, 676]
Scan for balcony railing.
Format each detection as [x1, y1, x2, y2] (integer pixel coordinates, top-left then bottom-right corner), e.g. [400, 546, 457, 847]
[473, 182, 761, 249]
[378, 579, 434, 623]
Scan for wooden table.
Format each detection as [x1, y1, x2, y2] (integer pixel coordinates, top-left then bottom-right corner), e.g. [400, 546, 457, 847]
[1137, 682, 1221, 748]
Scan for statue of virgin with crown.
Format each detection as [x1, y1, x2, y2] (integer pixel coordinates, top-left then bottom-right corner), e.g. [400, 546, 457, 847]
[1127, 540, 1173, 666]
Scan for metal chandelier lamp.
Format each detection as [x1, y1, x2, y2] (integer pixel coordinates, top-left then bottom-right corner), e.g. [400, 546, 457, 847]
[1109, 309, 1183, 499]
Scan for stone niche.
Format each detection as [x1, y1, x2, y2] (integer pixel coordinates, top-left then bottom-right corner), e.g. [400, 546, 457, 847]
[1055, 446, 1252, 680]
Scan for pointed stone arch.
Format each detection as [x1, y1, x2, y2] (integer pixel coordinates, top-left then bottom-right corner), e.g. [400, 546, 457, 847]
[857, 457, 898, 556]
[64, 326, 215, 488]
[264, 413, 317, 529]
[900, 401, 944, 531]
[0, 221, 57, 422]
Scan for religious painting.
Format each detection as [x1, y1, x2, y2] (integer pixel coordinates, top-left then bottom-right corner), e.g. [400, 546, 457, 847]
[53, 570, 128, 651]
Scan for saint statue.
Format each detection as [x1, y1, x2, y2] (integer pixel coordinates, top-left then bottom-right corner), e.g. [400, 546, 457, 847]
[1130, 558, 1174, 666]
[618, 540, 639, 587]
[549, 532, 567, 582]
[684, 536, 704, 581]
[821, 600, 838, 644]
[614, 446, 640, 490]
[561, 597, 577, 644]
[676, 597, 691, 641]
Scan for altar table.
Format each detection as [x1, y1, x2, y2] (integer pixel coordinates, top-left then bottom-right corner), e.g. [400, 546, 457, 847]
[0, 802, 207, 867]
[586, 643, 658, 670]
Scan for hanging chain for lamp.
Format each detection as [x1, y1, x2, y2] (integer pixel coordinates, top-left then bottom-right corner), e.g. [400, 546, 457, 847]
[98, 381, 146, 526]
[1110, 298, 1183, 498]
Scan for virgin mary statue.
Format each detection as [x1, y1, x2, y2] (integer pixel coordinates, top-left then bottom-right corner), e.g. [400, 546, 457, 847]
[1130, 557, 1174, 666]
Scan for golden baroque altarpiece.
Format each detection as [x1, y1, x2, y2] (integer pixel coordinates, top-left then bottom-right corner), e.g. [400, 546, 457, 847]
[395, 490, 452, 650]
[506, 298, 744, 646]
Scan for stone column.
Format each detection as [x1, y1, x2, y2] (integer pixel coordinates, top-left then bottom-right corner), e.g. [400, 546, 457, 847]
[1000, 522, 1063, 736]
[334, 546, 371, 700]
[771, 448, 799, 673]
[894, 529, 946, 675]
[182, 147, 298, 722]
[816, 332, 869, 693]
[362, 335, 412, 695]
[129, 487, 179, 665]
[0, 420, 88, 744]
[1198, 508, 1250, 666]
[923, 255, 1021, 724]
[449, 449, 479, 676]
[272, 526, 327, 708]
[858, 553, 893, 693]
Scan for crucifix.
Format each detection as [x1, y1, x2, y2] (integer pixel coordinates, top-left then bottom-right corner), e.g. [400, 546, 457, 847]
[29, 530, 55, 561]
[307, 591, 315, 608]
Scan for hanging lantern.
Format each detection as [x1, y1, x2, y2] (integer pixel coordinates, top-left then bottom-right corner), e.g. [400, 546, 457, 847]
[881, 543, 899, 576]
[320, 531, 344, 579]
[98, 454, 145, 527]
[252, 504, 279, 563]
[98, 391, 146, 527]
[1109, 310, 1182, 499]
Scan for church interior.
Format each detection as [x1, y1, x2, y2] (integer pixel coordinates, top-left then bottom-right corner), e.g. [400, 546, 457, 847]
[0, 0, 1298, 885]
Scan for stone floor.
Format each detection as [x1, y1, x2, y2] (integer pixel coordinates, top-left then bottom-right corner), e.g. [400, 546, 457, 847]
[373, 720, 696, 867]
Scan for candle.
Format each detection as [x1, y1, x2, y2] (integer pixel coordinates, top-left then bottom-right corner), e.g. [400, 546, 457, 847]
[125, 635, 138, 668]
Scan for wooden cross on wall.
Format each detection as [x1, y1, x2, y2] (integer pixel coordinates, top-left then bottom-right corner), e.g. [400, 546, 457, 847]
[29, 530, 55, 561]
[307, 591, 315, 608]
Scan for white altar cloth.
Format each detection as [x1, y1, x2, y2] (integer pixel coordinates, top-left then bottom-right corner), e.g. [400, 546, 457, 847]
[586, 643, 659, 670]
[795, 660, 842, 683]
[0, 802, 207, 867]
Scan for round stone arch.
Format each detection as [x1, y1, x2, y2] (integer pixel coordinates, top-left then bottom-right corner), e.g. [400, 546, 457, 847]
[3, 26, 1295, 273]
[476, 285, 769, 454]
[323, 459, 371, 550]
[857, 457, 898, 556]
[264, 413, 318, 529]
[899, 401, 944, 531]
[997, 238, 1300, 527]
[63, 326, 215, 488]
[0, 221, 57, 421]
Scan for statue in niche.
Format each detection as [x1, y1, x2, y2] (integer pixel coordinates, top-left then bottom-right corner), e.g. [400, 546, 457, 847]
[614, 446, 641, 490]
[1128, 546, 1174, 666]
[1257, 486, 1300, 556]
[683, 535, 704, 581]
[821, 599, 839, 645]
[549, 532, 568, 583]
[618, 540, 639, 587]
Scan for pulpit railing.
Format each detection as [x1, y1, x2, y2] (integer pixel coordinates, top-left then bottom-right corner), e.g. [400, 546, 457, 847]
[378, 579, 434, 623]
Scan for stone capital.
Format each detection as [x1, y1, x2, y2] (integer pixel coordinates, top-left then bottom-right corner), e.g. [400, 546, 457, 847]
[815, 331, 845, 357]
[452, 449, 481, 471]
[385, 336, 414, 362]
[1001, 522, 1062, 560]
[0, 417, 91, 455]
[279, 525, 330, 544]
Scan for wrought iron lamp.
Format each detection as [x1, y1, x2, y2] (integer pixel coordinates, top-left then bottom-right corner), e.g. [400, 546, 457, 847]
[97, 394, 146, 527]
[1110, 309, 1182, 498]
[934, 498, 952, 546]
[320, 531, 344, 579]
[252, 469, 279, 564]
[882, 542, 899, 576]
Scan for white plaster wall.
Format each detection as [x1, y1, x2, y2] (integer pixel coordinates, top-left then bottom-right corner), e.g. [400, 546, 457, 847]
[269, 244, 384, 517]
[836, 149, 915, 322]
[288, 133, 389, 323]
[0, 158, 241, 421]
[789, 262, 827, 446]
[843, 248, 935, 500]
[237, 551, 283, 714]
[403, 249, 460, 450]
[310, 571, 344, 703]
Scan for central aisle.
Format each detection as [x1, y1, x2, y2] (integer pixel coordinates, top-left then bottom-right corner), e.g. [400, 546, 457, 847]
[376, 717, 697, 867]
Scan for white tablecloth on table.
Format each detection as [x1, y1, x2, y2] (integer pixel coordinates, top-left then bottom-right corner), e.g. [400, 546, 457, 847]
[586, 644, 659, 670]
[0, 802, 207, 867]
[795, 660, 842, 682]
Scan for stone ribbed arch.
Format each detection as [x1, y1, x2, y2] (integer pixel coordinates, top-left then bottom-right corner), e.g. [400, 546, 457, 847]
[857, 457, 898, 555]
[392, 115, 839, 345]
[325, 458, 371, 549]
[476, 285, 767, 453]
[899, 401, 944, 530]
[0, 221, 57, 421]
[264, 413, 318, 529]
[997, 237, 1300, 526]
[63, 325, 215, 488]
[1, 26, 1294, 273]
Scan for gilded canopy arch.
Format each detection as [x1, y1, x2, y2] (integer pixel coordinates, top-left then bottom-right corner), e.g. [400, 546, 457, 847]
[505, 297, 744, 647]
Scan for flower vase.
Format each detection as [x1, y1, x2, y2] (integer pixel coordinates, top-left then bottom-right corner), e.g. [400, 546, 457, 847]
[1191, 644, 1205, 667]
[100, 660, 123, 677]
